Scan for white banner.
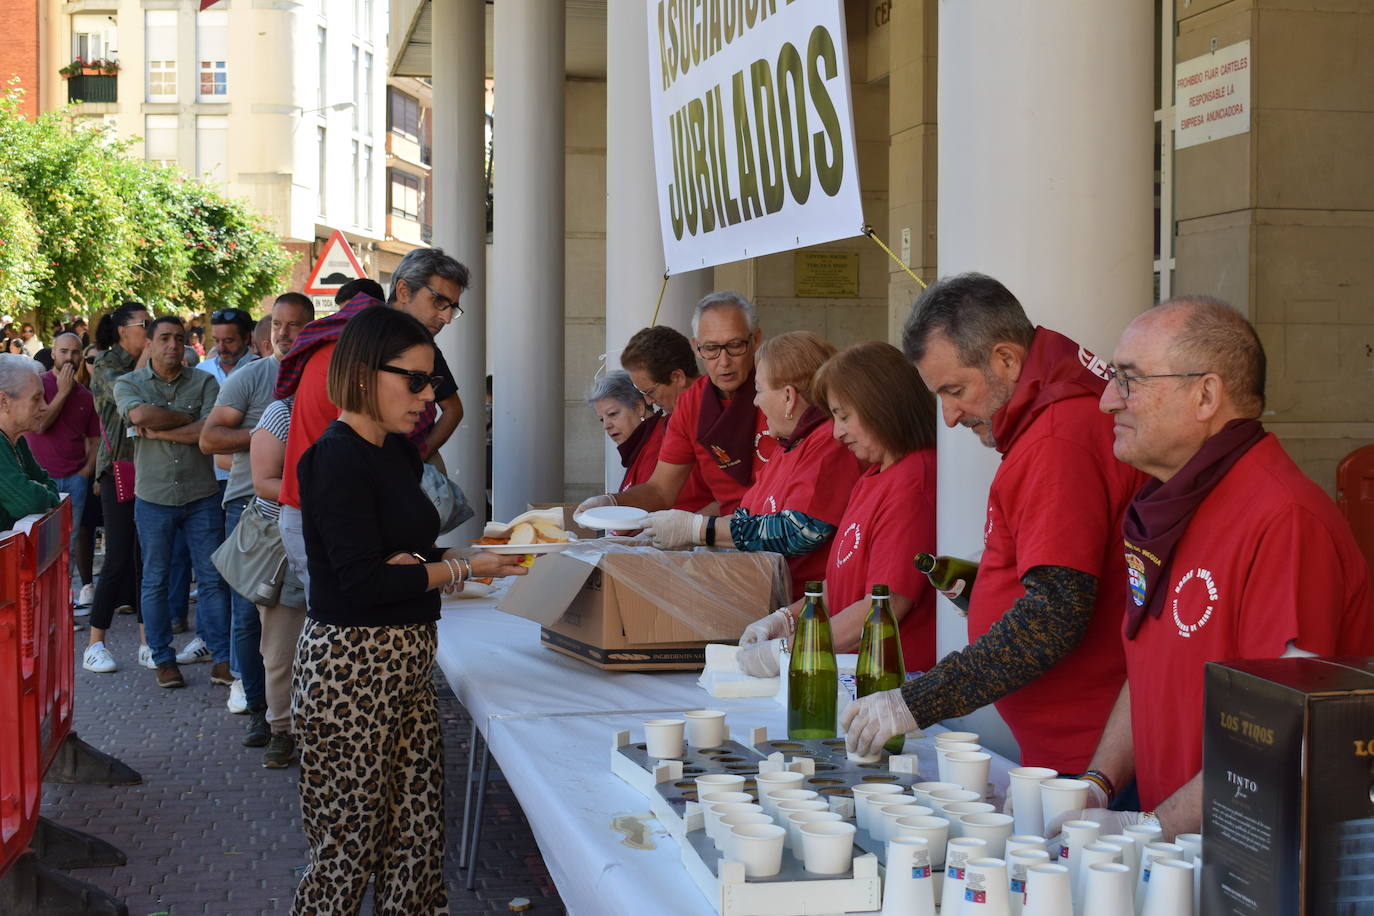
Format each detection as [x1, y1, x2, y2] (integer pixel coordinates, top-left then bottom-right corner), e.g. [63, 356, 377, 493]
[645, 0, 865, 275]
[1175, 41, 1251, 151]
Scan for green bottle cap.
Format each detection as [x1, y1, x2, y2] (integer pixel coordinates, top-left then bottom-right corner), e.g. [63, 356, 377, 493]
[804, 580, 823, 596]
[870, 584, 890, 597]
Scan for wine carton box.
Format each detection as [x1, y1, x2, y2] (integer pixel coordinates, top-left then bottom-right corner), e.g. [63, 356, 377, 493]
[1203, 657, 1374, 915]
[497, 548, 788, 671]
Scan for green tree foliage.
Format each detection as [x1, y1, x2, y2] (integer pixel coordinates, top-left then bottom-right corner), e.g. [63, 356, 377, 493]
[0, 88, 292, 326]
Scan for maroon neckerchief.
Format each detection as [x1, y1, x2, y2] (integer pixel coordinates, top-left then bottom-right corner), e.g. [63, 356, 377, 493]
[990, 327, 1111, 456]
[1122, 418, 1266, 639]
[774, 405, 828, 452]
[695, 369, 759, 487]
[617, 413, 661, 468]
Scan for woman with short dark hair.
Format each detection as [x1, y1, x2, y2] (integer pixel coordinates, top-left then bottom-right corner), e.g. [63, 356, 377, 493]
[291, 305, 526, 914]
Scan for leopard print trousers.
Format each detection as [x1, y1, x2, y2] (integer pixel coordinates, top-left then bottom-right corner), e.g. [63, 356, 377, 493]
[290, 621, 447, 915]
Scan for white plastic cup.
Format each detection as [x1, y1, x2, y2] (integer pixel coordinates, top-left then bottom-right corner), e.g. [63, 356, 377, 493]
[940, 801, 996, 837]
[1007, 766, 1058, 837]
[1083, 862, 1135, 916]
[730, 822, 786, 877]
[1135, 841, 1183, 915]
[683, 709, 727, 748]
[753, 770, 806, 807]
[705, 801, 763, 844]
[1008, 848, 1052, 916]
[1073, 840, 1123, 915]
[1058, 819, 1100, 886]
[1100, 833, 1139, 882]
[936, 741, 981, 783]
[944, 751, 992, 795]
[775, 798, 828, 824]
[882, 836, 937, 916]
[961, 812, 1015, 859]
[935, 730, 980, 746]
[1175, 833, 1202, 864]
[1023, 862, 1073, 916]
[694, 774, 746, 800]
[699, 790, 752, 810]
[940, 837, 989, 914]
[874, 799, 931, 842]
[964, 857, 1012, 916]
[643, 718, 685, 759]
[847, 749, 882, 764]
[1141, 857, 1194, 916]
[785, 809, 842, 852]
[1007, 835, 1048, 856]
[852, 782, 905, 833]
[893, 814, 951, 867]
[718, 812, 773, 859]
[912, 781, 962, 806]
[1038, 778, 1090, 837]
[763, 787, 819, 816]
[800, 820, 857, 875]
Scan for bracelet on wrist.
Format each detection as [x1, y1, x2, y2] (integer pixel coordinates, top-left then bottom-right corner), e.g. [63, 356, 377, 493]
[1080, 769, 1117, 804]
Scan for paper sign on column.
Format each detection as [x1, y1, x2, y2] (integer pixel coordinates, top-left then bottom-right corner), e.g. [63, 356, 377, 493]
[1175, 40, 1251, 150]
[645, 0, 866, 274]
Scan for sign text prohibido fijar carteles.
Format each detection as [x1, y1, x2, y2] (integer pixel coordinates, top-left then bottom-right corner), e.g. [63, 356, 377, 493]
[1203, 657, 1374, 915]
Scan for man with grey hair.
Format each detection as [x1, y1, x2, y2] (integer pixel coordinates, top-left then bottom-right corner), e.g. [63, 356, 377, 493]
[25, 332, 102, 607]
[843, 273, 1141, 777]
[577, 291, 767, 524]
[385, 248, 467, 459]
[0, 353, 60, 531]
[1044, 296, 1374, 844]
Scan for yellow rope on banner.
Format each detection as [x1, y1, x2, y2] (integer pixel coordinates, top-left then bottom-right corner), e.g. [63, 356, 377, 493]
[862, 224, 927, 289]
[650, 271, 670, 327]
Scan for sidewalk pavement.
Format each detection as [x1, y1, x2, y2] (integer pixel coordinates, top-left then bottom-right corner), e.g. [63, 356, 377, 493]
[40, 622, 565, 915]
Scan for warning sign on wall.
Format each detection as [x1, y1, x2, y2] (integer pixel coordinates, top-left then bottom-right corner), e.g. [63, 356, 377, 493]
[303, 230, 366, 295]
[1175, 41, 1251, 151]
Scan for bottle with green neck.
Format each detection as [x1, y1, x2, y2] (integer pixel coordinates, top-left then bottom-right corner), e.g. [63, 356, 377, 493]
[913, 553, 980, 614]
[855, 584, 907, 754]
[787, 581, 837, 739]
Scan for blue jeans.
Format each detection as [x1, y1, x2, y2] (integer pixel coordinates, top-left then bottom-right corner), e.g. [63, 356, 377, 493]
[170, 529, 191, 625]
[51, 474, 89, 581]
[135, 494, 229, 667]
[224, 497, 266, 709]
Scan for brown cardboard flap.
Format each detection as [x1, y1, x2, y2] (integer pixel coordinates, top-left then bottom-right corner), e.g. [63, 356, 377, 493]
[496, 551, 597, 626]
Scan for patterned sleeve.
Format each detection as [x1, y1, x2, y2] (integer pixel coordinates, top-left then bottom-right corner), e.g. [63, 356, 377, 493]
[728, 507, 836, 556]
[253, 398, 293, 442]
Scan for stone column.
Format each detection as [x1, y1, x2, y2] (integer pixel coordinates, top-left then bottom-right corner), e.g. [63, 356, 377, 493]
[491, 0, 566, 520]
[602, 0, 710, 490]
[432, 0, 488, 544]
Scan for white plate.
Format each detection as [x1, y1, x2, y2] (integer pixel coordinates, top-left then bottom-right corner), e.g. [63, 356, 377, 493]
[574, 506, 650, 530]
[479, 539, 579, 555]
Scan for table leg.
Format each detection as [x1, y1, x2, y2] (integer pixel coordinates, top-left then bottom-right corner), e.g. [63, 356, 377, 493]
[465, 739, 492, 891]
[456, 720, 481, 869]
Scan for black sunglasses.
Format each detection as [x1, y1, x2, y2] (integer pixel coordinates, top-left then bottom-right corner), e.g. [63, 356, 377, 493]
[212, 308, 246, 323]
[85, 356, 96, 364]
[378, 365, 444, 394]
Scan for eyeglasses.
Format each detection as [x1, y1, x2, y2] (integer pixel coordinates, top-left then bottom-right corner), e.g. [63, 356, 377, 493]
[378, 364, 445, 394]
[633, 380, 661, 400]
[1107, 365, 1209, 399]
[422, 283, 463, 317]
[84, 356, 96, 365]
[124, 318, 151, 330]
[212, 308, 246, 323]
[696, 338, 751, 360]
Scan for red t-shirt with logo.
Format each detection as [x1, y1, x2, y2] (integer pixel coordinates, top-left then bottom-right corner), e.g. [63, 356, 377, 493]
[619, 416, 713, 512]
[967, 395, 1143, 773]
[824, 448, 937, 672]
[280, 341, 340, 510]
[738, 420, 865, 600]
[658, 375, 767, 514]
[1124, 434, 1374, 809]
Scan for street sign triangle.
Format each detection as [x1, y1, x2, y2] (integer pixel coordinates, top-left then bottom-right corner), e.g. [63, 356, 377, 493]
[303, 229, 367, 295]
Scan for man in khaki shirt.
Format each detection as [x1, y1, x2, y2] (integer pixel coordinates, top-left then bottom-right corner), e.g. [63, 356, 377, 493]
[114, 316, 229, 689]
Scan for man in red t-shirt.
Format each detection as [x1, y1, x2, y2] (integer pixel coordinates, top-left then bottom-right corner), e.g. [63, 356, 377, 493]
[1044, 296, 1374, 841]
[577, 292, 767, 521]
[842, 274, 1140, 775]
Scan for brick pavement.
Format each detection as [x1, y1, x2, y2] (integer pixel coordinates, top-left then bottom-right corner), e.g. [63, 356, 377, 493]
[39, 618, 565, 915]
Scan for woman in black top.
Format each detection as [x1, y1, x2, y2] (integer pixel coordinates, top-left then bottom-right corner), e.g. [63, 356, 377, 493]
[292, 306, 525, 915]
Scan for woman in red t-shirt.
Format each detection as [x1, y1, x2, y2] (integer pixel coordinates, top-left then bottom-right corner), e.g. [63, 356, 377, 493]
[736, 342, 938, 676]
[640, 332, 865, 600]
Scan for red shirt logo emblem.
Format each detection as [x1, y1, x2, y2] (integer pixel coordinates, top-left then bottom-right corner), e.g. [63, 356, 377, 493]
[834, 522, 861, 567]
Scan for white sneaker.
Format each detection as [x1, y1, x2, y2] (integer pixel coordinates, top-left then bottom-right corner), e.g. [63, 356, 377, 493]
[137, 644, 155, 669]
[82, 644, 117, 674]
[227, 679, 248, 714]
[75, 583, 95, 608]
[72, 605, 92, 618]
[175, 637, 212, 665]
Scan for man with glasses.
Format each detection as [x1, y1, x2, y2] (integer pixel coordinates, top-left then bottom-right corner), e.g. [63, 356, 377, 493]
[842, 273, 1142, 777]
[1035, 297, 1374, 842]
[274, 253, 468, 602]
[578, 291, 768, 521]
[199, 293, 314, 740]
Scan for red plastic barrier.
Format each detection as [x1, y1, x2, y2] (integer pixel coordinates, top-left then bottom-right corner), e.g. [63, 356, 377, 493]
[0, 528, 40, 878]
[13, 500, 74, 774]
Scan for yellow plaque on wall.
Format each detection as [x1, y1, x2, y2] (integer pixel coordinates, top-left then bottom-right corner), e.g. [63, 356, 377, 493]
[795, 251, 860, 298]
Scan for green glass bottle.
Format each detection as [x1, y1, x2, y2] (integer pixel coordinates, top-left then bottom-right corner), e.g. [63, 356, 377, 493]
[913, 553, 980, 614]
[855, 584, 907, 755]
[787, 580, 838, 739]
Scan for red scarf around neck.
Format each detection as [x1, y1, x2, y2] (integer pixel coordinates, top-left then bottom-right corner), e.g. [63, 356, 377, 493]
[990, 327, 1113, 456]
[695, 368, 759, 487]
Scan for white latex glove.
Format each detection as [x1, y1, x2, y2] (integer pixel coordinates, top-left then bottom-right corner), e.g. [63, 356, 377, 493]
[641, 510, 708, 549]
[739, 609, 792, 647]
[1045, 802, 1139, 840]
[575, 494, 618, 517]
[738, 637, 785, 678]
[840, 688, 917, 758]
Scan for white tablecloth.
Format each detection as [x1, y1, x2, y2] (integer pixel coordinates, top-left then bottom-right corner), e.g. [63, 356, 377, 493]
[435, 595, 1018, 915]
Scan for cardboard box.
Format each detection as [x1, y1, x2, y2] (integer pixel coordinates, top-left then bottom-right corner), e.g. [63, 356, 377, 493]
[1203, 657, 1374, 915]
[497, 548, 787, 671]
